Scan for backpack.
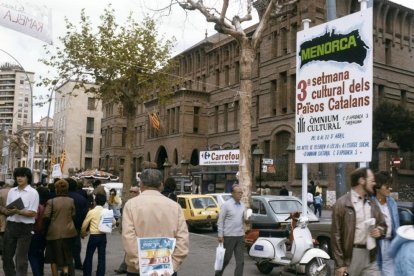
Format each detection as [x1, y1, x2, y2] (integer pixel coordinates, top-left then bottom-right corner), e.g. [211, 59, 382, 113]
[98, 208, 114, 234]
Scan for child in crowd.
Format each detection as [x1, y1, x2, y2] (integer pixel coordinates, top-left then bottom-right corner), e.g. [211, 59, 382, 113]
[313, 192, 323, 217]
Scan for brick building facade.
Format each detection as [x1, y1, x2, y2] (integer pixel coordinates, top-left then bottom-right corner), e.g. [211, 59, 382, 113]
[100, 0, 414, 200]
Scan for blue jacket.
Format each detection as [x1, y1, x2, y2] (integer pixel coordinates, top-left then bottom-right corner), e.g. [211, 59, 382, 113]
[389, 226, 414, 276]
[373, 196, 400, 271]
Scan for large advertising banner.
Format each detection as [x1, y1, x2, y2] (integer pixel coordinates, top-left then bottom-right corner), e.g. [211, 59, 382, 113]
[199, 149, 240, 166]
[295, 8, 373, 163]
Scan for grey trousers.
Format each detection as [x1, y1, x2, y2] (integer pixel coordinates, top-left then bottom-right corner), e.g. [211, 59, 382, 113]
[2, 221, 33, 276]
[215, 236, 244, 276]
[348, 248, 380, 276]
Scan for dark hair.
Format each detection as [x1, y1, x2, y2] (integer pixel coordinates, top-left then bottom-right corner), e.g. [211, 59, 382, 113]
[13, 167, 32, 185]
[374, 171, 391, 194]
[95, 193, 106, 206]
[140, 169, 162, 188]
[36, 186, 50, 205]
[350, 167, 368, 187]
[315, 192, 320, 196]
[65, 178, 78, 192]
[92, 179, 101, 188]
[231, 184, 241, 192]
[164, 177, 176, 192]
[55, 179, 69, 196]
[109, 188, 117, 195]
[310, 180, 315, 185]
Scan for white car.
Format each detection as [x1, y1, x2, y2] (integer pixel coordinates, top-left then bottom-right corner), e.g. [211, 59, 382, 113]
[207, 193, 232, 207]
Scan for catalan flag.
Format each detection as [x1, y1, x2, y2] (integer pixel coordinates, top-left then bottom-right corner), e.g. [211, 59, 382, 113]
[150, 112, 161, 130]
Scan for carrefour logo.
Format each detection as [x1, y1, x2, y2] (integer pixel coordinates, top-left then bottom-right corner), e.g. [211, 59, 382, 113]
[199, 150, 240, 166]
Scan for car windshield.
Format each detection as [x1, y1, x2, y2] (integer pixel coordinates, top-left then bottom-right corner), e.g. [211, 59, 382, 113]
[268, 200, 302, 214]
[192, 197, 217, 209]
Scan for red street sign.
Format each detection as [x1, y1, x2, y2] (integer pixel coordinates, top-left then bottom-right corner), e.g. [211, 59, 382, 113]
[392, 156, 401, 168]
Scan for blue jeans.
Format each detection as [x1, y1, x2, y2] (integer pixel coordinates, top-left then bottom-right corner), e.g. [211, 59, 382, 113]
[127, 273, 177, 276]
[83, 234, 107, 276]
[28, 233, 47, 276]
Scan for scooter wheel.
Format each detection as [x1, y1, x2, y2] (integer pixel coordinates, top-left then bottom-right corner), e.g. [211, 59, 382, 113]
[305, 258, 331, 276]
[256, 261, 273, 274]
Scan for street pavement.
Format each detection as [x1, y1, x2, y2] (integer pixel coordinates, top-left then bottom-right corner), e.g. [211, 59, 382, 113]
[1, 209, 333, 275]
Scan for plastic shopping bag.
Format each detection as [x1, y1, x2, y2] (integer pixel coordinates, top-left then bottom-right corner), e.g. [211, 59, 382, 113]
[214, 243, 226, 271]
[98, 208, 114, 234]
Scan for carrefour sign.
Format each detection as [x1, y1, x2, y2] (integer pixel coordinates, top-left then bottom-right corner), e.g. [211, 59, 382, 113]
[199, 150, 240, 166]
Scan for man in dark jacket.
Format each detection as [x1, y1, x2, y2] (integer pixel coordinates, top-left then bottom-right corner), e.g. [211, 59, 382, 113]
[332, 167, 387, 276]
[66, 178, 89, 272]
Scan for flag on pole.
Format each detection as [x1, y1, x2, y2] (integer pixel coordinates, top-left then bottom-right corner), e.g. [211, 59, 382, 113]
[0, 0, 53, 44]
[149, 112, 160, 130]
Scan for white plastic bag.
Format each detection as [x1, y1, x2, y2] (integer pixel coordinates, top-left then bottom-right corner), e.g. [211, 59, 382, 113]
[214, 243, 226, 271]
[98, 208, 114, 234]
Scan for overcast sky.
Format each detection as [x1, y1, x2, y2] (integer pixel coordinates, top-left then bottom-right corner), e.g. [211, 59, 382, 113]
[0, 0, 413, 122]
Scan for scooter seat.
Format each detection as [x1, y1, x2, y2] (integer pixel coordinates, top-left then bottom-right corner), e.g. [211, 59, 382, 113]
[259, 229, 289, 238]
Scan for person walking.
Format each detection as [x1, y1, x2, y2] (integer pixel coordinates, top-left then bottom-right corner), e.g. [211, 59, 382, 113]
[28, 186, 50, 276]
[122, 169, 189, 276]
[108, 188, 122, 227]
[81, 193, 113, 276]
[0, 181, 12, 255]
[313, 192, 323, 217]
[332, 167, 387, 276]
[373, 172, 400, 276]
[3, 167, 39, 276]
[279, 185, 289, 196]
[44, 179, 77, 276]
[162, 177, 177, 202]
[389, 225, 414, 276]
[215, 185, 247, 276]
[66, 177, 89, 272]
[114, 186, 140, 275]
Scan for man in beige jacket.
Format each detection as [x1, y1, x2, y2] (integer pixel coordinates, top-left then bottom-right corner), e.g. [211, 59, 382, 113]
[122, 169, 189, 276]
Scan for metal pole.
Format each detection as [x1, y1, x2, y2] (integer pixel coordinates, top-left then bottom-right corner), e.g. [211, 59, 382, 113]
[0, 49, 35, 171]
[259, 155, 262, 194]
[40, 89, 54, 182]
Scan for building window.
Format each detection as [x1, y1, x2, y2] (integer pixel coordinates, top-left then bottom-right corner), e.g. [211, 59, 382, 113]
[215, 69, 220, 88]
[215, 106, 219, 133]
[235, 62, 240, 84]
[270, 80, 277, 115]
[122, 127, 127, 147]
[279, 72, 287, 114]
[224, 103, 228, 132]
[401, 90, 407, 107]
[385, 39, 392, 65]
[234, 101, 239, 130]
[86, 117, 94, 133]
[193, 106, 200, 133]
[87, 98, 96, 110]
[224, 65, 230, 86]
[85, 137, 93, 154]
[84, 158, 92, 169]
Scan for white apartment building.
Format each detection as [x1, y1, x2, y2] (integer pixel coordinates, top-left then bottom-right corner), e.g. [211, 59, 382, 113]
[53, 81, 102, 177]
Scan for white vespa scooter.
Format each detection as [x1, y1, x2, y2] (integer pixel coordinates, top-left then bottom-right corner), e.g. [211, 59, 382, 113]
[249, 212, 331, 275]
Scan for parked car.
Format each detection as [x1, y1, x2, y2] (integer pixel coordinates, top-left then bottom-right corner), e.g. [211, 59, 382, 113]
[308, 200, 414, 258]
[177, 194, 220, 231]
[245, 195, 321, 249]
[207, 193, 232, 207]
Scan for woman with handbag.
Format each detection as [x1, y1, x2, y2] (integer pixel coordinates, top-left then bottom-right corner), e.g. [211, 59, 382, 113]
[107, 188, 122, 227]
[44, 179, 77, 276]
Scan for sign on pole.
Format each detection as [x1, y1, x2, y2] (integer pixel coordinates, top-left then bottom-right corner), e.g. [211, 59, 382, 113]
[295, 7, 373, 163]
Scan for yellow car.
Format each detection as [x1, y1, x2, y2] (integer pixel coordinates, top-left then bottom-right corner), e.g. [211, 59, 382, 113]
[177, 194, 220, 231]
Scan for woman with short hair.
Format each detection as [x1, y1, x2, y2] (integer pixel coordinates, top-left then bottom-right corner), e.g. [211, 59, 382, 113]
[44, 179, 77, 276]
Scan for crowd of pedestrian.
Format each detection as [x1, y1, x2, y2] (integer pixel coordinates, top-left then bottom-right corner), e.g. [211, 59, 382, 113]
[0, 166, 413, 276]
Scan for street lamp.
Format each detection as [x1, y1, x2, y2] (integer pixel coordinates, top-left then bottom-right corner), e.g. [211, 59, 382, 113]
[253, 146, 264, 194]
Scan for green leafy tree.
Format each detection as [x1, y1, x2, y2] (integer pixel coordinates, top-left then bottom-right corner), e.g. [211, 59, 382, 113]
[41, 6, 175, 196]
[373, 101, 414, 151]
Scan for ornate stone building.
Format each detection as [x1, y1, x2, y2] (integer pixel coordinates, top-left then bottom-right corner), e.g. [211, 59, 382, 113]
[100, 0, 414, 200]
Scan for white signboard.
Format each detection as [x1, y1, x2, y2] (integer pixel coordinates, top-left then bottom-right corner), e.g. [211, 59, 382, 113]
[262, 158, 273, 165]
[199, 150, 239, 166]
[0, 0, 53, 44]
[52, 164, 62, 178]
[295, 8, 373, 163]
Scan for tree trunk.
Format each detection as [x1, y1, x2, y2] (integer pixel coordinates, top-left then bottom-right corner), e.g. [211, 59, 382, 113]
[238, 43, 255, 210]
[122, 102, 137, 201]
